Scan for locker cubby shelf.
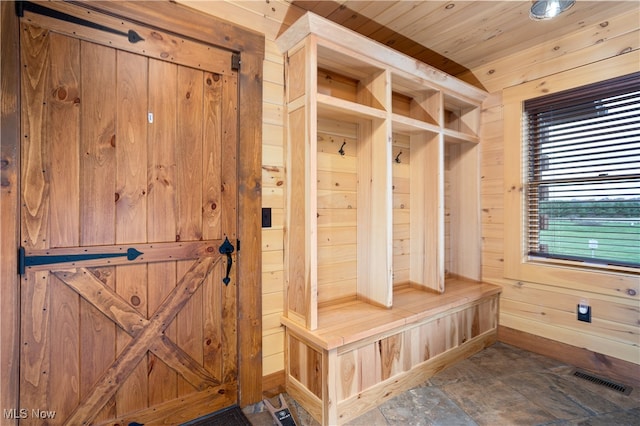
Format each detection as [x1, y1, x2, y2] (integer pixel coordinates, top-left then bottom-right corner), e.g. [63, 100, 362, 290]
[277, 13, 498, 425]
[279, 10, 490, 327]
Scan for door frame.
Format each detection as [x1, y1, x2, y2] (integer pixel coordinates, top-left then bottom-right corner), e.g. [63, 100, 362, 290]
[0, 0, 264, 412]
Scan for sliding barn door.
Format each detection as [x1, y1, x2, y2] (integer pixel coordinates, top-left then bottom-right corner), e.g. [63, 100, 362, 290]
[18, 3, 239, 424]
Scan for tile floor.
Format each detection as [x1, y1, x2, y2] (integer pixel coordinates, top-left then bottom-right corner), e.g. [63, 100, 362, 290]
[243, 342, 640, 426]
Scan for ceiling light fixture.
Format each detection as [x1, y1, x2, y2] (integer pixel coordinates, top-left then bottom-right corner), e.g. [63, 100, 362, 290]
[530, 0, 575, 20]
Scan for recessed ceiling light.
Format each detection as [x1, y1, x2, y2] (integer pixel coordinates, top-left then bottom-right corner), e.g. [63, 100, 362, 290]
[530, 0, 576, 20]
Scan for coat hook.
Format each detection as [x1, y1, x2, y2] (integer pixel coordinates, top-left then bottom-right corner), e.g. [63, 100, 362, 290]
[395, 151, 402, 163]
[339, 141, 346, 156]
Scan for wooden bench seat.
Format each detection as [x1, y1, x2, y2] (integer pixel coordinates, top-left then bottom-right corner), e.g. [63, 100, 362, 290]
[281, 279, 501, 425]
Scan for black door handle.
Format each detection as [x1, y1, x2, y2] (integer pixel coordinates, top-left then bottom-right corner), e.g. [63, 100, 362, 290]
[218, 237, 234, 286]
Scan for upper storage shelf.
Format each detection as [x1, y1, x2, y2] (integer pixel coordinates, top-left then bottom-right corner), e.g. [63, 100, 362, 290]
[278, 13, 485, 144]
[277, 12, 488, 331]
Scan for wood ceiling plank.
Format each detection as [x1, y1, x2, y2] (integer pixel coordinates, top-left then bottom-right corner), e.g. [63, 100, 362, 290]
[409, 1, 638, 69]
[292, 0, 344, 17]
[467, 7, 639, 73]
[408, 2, 521, 55]
[363, 1, 423, 28]
[380, 1, 444, 37]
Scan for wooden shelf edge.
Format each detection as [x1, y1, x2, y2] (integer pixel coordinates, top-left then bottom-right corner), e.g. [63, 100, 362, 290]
[317, 93, 387, 121]
[442, 128, 480, 144]
[391, 113, 440, 134]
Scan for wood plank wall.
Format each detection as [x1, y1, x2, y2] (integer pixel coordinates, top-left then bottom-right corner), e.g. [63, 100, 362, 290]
[477, 8, 639, 370]
[262, 39, 287, 377]
[181, 1, 640, 380]
[481, 60, 640, 367]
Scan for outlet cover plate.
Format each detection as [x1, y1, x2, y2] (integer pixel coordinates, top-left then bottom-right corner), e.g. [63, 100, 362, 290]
[577, 304, 591, 323]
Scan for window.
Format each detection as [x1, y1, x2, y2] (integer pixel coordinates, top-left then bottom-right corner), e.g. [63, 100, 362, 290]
[524, 72, 640, 269]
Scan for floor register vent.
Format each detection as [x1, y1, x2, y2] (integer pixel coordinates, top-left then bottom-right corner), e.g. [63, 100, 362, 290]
[572, 369, 632, 395]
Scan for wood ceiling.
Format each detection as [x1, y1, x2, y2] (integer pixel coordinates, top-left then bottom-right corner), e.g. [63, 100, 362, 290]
[286, 1, 638, 77]
[180, 0, 638, 90]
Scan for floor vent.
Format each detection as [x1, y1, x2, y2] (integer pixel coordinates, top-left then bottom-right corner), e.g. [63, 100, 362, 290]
[572, 369, 632, 395]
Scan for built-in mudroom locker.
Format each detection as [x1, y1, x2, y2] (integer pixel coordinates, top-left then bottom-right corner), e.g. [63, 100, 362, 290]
[277, 13, 501, 425]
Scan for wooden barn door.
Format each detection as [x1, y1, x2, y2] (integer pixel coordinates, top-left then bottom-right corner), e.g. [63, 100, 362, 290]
[18, 3, 240, 424]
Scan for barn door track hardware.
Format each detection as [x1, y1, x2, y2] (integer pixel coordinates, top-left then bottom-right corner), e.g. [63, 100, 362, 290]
[16, 1, 145, 44]
[18, 246, 143, 275]
[219, 237, 235, 286]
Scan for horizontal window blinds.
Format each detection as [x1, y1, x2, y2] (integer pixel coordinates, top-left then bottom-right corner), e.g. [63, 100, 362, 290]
[524, 72, 640, 268]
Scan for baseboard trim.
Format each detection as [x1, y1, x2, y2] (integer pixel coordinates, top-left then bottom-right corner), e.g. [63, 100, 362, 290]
[498, 325, 640, 389]
[262, 369, 285, 397]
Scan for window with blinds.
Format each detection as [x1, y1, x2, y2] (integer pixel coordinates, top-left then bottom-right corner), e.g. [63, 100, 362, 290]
[524, 72, 640, 269]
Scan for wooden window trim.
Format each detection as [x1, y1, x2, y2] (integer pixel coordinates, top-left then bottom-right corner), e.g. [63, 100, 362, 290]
[523, 72, 640, 269]
[503, 52, 640, 297]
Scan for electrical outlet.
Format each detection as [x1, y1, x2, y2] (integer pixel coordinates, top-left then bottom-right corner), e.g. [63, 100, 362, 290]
[577, 304, 591, 322]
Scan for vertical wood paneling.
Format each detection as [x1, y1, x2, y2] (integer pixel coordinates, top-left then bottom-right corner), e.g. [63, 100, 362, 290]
[202, 72, 223, 240]
[392, 133, 410, 286]
[115, 49, 149, 415]
[289, 334, 301, 383]
[448, 141, 481, 281]
[47, 32, 81, 418]
[49, 276, 80, 417]
[20, 270, 50, 411]
[425, 317, 446, 360]
[48, 33, 80, 248]
[379, 334, 402, 380]
[202, 72, 224, 383]
[221, 74, 239, 381]
[222, 257, 238, 383]
[357, 342, 381, 391]
[221, 71, 239, 242]
[356, 113, 393, 307]
[79, 39, 118, 421]
[286, 106, 309, 321]
[288, 47, 306, 102]
[16, 21, 52, 401]
[221, 72, 239, 384]
[307, 345, 323, 398]
[410, 132, 444, 292]
[176, 65, 205, 396]
[147, 58, 179, 405]
[1, 1, 21, 417]
[237, 43, 264, 405]
[20, 23, 50, 249]
[338, 351, 357, 400]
